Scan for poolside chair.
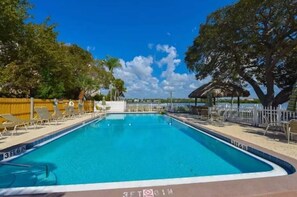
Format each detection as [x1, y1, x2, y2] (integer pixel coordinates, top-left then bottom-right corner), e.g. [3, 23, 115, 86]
[263, 115, 283, 136]
[78, 104, 85, 115]
[101, 99, 111, 112]
[0, 114, 32, 135]
[197, 108, 209, 120]
[53, 106, 66, 120]
[209, 109, 225, 123]
[63, 106, 74, 118]
[35, 107, 58, 125]
[129, 106, 136, 112]
[288, 119, 297, 143]
[68, 106, 80, 117]
[138, 106, 144, 112]
[0, 114, 36, 130]
[0, 122, 21, 136]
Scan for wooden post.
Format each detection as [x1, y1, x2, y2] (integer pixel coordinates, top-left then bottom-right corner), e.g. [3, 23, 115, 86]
[195, 98, 197, 106]
[30, 97, 34, 120]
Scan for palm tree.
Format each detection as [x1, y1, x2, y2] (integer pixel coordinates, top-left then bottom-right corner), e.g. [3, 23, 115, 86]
[100, 56, 122, 101]
[113, 78, 126, 101]
[103, 56, 121, 74]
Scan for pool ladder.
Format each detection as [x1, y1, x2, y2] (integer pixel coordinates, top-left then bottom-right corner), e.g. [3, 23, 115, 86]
[0, 162, 56, 188]
[0, 162, 49, 177]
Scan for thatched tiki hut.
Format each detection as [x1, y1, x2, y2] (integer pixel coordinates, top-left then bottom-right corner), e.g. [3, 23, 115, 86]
[188, 82, 250, 108]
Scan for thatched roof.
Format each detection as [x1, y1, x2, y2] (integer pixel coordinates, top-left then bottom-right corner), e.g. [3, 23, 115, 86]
[189, 82, 250, 98]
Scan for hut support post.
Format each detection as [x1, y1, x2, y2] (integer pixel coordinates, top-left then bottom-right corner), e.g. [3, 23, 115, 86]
[195, 98, 197, 106]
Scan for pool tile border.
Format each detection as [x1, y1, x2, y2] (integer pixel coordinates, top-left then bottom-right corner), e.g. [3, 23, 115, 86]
[1, 113, 297, 196]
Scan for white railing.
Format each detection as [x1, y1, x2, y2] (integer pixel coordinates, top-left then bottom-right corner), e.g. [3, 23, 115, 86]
[257, 106, 297, 126]
[94, 101, 126, 112]
[126, 103, 165, 112]
[212, 105, 297, 127]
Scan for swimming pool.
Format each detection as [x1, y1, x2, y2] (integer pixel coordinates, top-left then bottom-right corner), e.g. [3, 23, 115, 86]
[0, 114, 288, 194]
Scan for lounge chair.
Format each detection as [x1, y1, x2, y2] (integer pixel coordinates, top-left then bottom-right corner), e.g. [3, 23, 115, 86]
[288, 119, 297, 143]
[138, 106, 144, 112]
[78, 104, 85, 115]
[62, 106, 72, 118]
[197, 108, 209, 120]
[0, 122, 20, 136]
[53, 106, 66, 120]
[73, 107, 81, 117]
[209, 109, 225, 123]
[0, 114, 33, 135]
[68, 106, 79, 117]
[0, 114, 36, 130]
[263, 115, 283, 136]
[35, 107, 58, 125]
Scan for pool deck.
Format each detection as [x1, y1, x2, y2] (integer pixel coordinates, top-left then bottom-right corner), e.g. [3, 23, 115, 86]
[170, 113, 297, 160]
[1, 112, 297, 197]
[0, 113, 101, 151]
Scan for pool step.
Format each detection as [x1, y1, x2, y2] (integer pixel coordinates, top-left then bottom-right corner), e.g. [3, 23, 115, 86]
[34, 172, 57, 186]
[9, 171, 37, 187]
[0, 170, 57, 188]
[0, 174, 16, 188]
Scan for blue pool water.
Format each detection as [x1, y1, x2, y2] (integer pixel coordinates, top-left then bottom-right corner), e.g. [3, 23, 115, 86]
[0, 114, 274, 188]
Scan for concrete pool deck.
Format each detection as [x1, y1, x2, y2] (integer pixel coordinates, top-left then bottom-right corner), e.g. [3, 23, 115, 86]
[1, 112, 297, 196]
[170, 113, 297, 160]
[0, 113, 102, 150]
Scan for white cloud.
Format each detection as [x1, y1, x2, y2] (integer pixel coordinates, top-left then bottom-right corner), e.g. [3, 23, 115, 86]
[189, 83, 197, 89]
[148, 43, 154, 49]
[114, 56, 161, 98]
[191, 26, 197, 33]
[113, 44, 209, 98]
[86, 46, 96, 51]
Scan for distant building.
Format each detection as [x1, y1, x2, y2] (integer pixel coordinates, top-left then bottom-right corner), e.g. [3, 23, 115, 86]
[242, 97, 255, 101]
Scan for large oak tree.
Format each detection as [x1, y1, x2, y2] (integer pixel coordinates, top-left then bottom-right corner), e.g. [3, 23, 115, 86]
[186, 0, 297, 107]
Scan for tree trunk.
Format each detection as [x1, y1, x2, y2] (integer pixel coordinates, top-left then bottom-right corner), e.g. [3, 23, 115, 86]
[271, 88, 293, 107]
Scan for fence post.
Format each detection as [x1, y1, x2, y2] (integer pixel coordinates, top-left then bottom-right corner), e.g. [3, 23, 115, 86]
[30, 97, 34, 120]
[277, 106, 281, 124]
[93, 100, 95, 112]
[253, 106, 258, 126]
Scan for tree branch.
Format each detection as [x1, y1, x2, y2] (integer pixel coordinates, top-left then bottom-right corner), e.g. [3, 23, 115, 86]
[272, 87, 293, 106]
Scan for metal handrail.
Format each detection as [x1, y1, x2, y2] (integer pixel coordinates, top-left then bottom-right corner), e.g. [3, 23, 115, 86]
[0, 162, 49, 178]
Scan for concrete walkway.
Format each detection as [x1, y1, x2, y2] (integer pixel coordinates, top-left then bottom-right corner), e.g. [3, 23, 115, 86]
[0, 113, 101, 151]
[170, 113, 297, 160]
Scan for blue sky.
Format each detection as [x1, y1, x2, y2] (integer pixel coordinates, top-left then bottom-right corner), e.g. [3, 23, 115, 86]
[30, 0, 237, 98]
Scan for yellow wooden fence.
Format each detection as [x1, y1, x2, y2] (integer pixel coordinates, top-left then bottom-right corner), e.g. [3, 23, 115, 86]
[0, 98, 94, 123]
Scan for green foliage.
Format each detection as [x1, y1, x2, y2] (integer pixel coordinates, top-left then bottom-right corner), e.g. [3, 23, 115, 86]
[185, 0, 297, 107]
[0, 0, 31, 67]
[113, 78, 126, 100]
[92, 94, 104, 101]
[100, 56, 122, 73]
[0, 0, 126, 99]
